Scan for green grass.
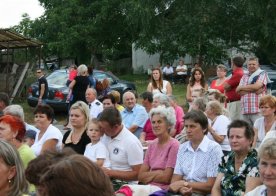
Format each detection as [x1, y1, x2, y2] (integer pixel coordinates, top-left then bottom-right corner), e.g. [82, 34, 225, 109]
[14, 73, 187, 124]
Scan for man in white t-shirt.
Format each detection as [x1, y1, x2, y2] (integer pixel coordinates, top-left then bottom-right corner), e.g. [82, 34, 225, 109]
[98, 107, 143, 185]
[176, 60, 188, 83]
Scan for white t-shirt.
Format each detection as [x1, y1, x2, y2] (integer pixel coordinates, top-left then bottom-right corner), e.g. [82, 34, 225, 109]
[207, 115, 231, 151]
[89, 99, 103, 119]
[31, 124, 63, 156]
[162, 66, 174, 75]
[245, 185, 267, 196]
[151, 80, 169, 95]
[176, 64, 187, 75]
[254, 117, 276, 148]
[84, 141, 111, 168]
[101, 126, 143, 172]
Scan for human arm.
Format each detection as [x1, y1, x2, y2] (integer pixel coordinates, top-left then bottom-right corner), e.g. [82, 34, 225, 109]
[236, 81, 263, 93]
[68, 79, 76, 90]
[147, 83, 152, 92]
[102, 164, 141, 181]
[95, 159, 105, 167]
[166, 81, 172, 95]
[39, 83, 45, 99]
[186, 84, 192, 102]
[211, 173, 224, 196]
[223, 82, 231, 91]
[252, 127, 258, 148]
[40, 139, 58, 154]
[208, 125, 225, 144]
[128, 125, 139, 133]
[204, 84, 208, 91]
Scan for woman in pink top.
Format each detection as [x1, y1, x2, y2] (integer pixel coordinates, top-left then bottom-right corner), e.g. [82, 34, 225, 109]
[138, 106, 179, 190]
[210, 64, 227, 93]
[186, 68, 208, 105]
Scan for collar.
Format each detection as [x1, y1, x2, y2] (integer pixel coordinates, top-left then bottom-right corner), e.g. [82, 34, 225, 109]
[122, 104, 137, 113]
[110, 126, 126, 141]
[184, 135, 210, 152]
[39, 75, 44, 79]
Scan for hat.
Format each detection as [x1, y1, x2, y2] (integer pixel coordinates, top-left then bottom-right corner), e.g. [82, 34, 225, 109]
[24, 130, 37, 140]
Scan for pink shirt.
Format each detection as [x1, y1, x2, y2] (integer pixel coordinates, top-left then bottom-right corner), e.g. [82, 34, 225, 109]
[143, 119, 156, 141]
[144, 138, 179, 189]
[174, 106, 184, 135]
[69, 70, 78, 81]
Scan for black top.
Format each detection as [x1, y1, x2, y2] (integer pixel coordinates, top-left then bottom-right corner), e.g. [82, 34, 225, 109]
[62, 130, 90, 154]
[71, 76, 90, 105]
[38, 76, 48, 99]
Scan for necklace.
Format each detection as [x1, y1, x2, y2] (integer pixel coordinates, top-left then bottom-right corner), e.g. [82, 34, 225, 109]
[71, 131, 82, 144]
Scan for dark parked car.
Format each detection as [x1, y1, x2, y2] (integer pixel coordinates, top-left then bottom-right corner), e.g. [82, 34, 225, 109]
[27, 69, 137, 112]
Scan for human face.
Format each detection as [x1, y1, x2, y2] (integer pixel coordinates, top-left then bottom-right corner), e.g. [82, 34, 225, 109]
[191, 91, 200, 101]
[184, 119, 205, 143]
[152, 98, 160, 108]
[98, 121, 118, 138]
[259, 156, 276, 189]
[208, 94, 216, 101]
[69, 109, 86, 129]
[228, 127, 252, 153]
[102, 99, 114, 109]
[151, 114, 169, 137]
[152, 70, 160, 81]
[205, 105, 213, 117]
[23, 137, 35, 147]
[123, 93, 136, 110]
[34, 113, 52, 130]
[217, 68, 226, 78]
[247, 60, 259, 74]
[260, 103, 276, 117]
[85, 89, 96, 103]
[36, 69, 43, 78]
[86, 123, 102, 143]
[194, 71, 202, 81]
[0, 122, 15, 142]
[0, 158, 15, 193]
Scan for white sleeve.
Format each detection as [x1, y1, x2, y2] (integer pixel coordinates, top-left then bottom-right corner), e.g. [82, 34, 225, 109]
[95, 143, 108, 159]
[126, 140, 143, 166]
[213, 116, 230, 136]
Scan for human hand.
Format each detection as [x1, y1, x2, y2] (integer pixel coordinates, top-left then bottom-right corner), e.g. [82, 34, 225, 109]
[38, 98, 42, 105]
[169, 180, 187, 193]
[179, 186, 192, 196]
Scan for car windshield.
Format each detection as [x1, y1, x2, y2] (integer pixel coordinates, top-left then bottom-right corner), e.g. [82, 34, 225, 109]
[47, 71, 67, 86]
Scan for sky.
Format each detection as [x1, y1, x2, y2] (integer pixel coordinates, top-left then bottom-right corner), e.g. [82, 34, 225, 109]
[0, 0, 44, 28]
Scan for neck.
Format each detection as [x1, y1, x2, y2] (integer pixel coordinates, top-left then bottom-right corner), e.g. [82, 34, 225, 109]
[91, 140, 100, 145]
[158, 133, 171, 145]
[0, 186, 9, 196]
[12, 140, 23, 149]
[191, 136, 204, 150]
[145, 105, 152, 113]
[235, 149, 250, 160]
[111, 125, 123, 139]
[40, 123, 50, 132]
[267, 187, 276, 196]
[265, 115, 275, 123]
[73, 126, 85, 133]
[209, 114, 217, 121]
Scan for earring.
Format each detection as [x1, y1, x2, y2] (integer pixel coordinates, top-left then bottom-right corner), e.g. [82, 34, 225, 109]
[8, 179, 11, 183]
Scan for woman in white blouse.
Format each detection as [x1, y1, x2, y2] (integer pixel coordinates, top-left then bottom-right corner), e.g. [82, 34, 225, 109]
[253, 95, 276, 148]
[147, 67, 172, 95]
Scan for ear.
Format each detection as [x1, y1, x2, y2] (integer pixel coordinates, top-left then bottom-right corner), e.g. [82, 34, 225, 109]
[8, 166, 16, 181]
[12, 131, 19, 140]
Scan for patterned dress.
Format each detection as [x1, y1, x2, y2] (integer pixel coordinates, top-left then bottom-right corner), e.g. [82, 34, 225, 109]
[219, 149, 259, 196]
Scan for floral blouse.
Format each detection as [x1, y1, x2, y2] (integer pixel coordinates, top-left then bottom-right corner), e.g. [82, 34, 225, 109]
[218, 149, 259, 196]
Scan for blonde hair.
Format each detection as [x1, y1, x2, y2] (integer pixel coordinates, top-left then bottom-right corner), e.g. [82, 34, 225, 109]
[77, 64, 88, 76]
[70, 101, 90, 129]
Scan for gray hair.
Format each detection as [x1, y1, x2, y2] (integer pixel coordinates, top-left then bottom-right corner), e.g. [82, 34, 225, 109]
[3, 105, 25, 121]
[248, 57, 259, 64]
[70, 101, 90, 129]
[0, 140, 28, 195]
[149, 106, 176, 132]
[153, 93, 170, 107]
[258, 138, 276, 160]
[86, 88, 97, 97]
[193, 97, 207, 112]
[77, 64, 88, 75]
[206, 101, 222, 116]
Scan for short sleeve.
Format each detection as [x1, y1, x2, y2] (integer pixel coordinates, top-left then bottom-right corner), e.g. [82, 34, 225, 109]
[207, 144, 223, 177]
[95, 143, 108, 159]
[126, 140, 143, 166]
[174, 144, 185, 175]
[165, 140, 180, 168]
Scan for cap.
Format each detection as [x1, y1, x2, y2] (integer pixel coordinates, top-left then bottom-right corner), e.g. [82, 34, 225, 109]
[24, 130, 37, 140]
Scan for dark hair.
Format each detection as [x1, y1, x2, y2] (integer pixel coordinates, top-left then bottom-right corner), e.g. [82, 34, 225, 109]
[232, 56, 245, 67]
[140, 91, 153, 103]
[189, 68, 206, 87]
[98, 107, 122, 127]
[102, 94, 116, 105]
[25, 149, 75, 186]
[87, 66, 94, 75]
[0, 92, 9, 107]
[34, 104, 55, 122]
[151, 68, 164, 89]
[39, 155, 114, 196]
[227, 120, 255, 142]
[184, 110, 208, 133]
[0, 115, 26, 142]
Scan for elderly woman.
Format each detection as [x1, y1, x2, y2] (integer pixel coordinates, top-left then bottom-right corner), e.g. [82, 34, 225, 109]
[212, 120, 261, 195]
[253, 95, 276, 148]
[169, 110, 223, 195]
[246, 138, 276, 196]
[0, 115, 36, 169]
[207, 90, 229, 118]
[62, 101, 90, 154]
[31, 104, 63, 156]
[210, 64, 228, 93]
[0, 140, 28, 196]
[68, 64, 90, 106]
[206, 101, 231, 155]
[147, 67, 172, 95]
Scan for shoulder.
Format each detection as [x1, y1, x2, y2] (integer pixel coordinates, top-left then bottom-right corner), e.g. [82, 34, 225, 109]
[95, 100, 102, 106]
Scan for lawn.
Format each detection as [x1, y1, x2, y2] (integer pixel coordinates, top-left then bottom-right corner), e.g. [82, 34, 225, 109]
[14, 72, 187, 124]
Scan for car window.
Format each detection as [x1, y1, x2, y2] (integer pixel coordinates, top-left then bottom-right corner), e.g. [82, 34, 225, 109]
[94, 72, 114, 84]
[47, 72, 68, 86]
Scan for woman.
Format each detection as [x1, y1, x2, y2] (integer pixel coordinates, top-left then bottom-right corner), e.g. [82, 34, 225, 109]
[0, 115, 36, 169]
[147, 68, 172, 95]
[98, 78, 111, 100]
[169, 110, 223, 195]
[62, 101, 90, 154]
[0, 140, 28, 196]
[186, 68, 208, 105]
[205, 101, 231, 155]
[253, 95, 276, 148]
[207, 90, 229, 117]
[210, 64, 228, 93]
[31, 104, 63, 156]
[212, 120, 261, 195]
[68, 64, 90, 106]
[39, 154, 114, 196]
[246, 138, 276, 196]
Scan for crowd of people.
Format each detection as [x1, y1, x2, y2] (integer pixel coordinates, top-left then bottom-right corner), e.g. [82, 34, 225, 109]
[0, 56, 275, 196]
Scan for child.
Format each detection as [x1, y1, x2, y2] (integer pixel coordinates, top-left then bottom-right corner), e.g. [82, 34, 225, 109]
[23, 130, 36, 147]
[84, 119, 110, 168]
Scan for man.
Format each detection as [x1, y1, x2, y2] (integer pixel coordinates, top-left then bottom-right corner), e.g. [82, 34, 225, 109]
[236, 57, 268, 125]
[98, 108, 143, 189]
[0, 92, 9, 116]
[85, 88, 103, 119]
[175, 59, 187, 83]
[121, 91, 148, 138]
[36, 68, 48, 105]
[223, 56, 244, 121]
[139, 91, 153, 113]
[162, 63, 174, 83]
